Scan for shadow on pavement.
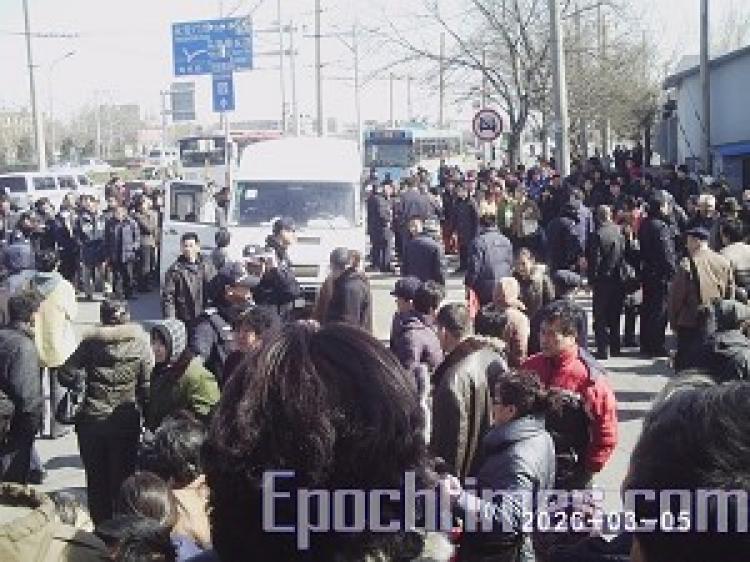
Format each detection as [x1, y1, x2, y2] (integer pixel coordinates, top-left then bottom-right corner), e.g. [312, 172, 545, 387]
[617, 407, 650, 422]
[44, 454, 83, 471]
[615, 390, 657, 402]
[606, 360, 673, 378]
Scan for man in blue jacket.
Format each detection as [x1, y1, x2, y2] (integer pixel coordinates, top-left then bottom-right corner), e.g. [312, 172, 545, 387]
[465, 213, 513, 306]
[402, 216, 445, 285]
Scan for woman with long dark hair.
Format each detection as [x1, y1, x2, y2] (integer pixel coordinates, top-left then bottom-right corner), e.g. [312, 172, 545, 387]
[202, 322, 453, 562]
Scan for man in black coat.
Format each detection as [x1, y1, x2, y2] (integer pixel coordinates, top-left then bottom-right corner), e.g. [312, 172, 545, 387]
[669, 165, 699, 211]
[162, 231, 216, 334]
[252, 217, 302, 321]
[464, 213, 513, 306]
[402, 216, 445, 285]
[0, 291, 43, 484]
[638, 190, 677, 356]
[546, 200, 584, 273]
[398, 180, 438, 257]
[366, 185, 393, 273]
[587, 205, 626, 359]
[324, 248, 372, 332]
[104, 204, 140, 300]
[453, 183, 479, 272]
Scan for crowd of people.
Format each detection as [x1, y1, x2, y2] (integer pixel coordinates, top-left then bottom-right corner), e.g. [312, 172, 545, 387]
[0, 154, 746, 562]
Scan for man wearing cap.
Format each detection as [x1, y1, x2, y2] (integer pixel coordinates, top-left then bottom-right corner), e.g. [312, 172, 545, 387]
[190, 261, 252, 380]
[668, 226, 733, 370]
[402, 216, 445, 285]
[638, 190, 678, 357]
[252, 217, 301, 321]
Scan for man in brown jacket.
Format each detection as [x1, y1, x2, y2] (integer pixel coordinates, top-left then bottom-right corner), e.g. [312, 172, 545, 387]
[668, 227, 734, 370]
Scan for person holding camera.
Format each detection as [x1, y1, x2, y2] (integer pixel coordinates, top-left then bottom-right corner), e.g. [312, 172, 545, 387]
[251, 217, 301, 322]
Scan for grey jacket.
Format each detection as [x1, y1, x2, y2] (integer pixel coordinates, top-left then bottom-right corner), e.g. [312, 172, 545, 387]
[462, 416, 555, 562]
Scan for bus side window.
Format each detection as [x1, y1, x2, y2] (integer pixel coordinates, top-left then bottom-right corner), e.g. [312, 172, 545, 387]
[172, 192, 197, 222]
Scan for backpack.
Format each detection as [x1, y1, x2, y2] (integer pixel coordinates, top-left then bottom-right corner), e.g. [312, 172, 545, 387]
[545, 348, 603, 489]
[204, 312, 233, 380]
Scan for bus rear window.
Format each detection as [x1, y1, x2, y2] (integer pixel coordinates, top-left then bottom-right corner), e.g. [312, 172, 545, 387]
[33, 176, 58, 191]
[58, 176, 77, 190]
[0, 177, 28, 193]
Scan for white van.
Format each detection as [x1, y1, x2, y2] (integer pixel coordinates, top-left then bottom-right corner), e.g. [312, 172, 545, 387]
[159, 137, 365, 298]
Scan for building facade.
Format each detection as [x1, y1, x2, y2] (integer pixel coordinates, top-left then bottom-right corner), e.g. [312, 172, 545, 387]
[661, 45, 750, 191]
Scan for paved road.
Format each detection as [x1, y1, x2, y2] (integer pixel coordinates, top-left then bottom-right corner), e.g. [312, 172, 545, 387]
[35, 270, 672, 517]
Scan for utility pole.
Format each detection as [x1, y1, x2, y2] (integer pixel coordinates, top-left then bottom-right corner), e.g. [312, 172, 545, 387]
[277, 0, 287, 133]
[481, 46, 489, 164]
[406, 75, 413, 123]
[389, 73, 395, 127]
[48, 51, 75, 165]
[575, 0, 587, 159]
[160, 89, 169, 181]
[598, 4, 610, 162]
[22, 0, 46, 171]
[549, 0, 570, 175]
[700, 0, 710, 172]
[353, 22, 362, 153]
[314, 0, 323, 136]
[289, 21, 300, 136]
[439, 32, 445, 128]
[95, 91, 102, 160]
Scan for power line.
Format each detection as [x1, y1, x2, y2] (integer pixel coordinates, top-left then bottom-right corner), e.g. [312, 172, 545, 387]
[0, 29, 79, 38]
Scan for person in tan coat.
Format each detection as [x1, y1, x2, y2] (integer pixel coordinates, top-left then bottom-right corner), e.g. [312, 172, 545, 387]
[668, 226, 734, 370]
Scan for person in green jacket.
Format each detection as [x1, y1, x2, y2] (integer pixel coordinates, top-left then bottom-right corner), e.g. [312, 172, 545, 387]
[146, 318, 219, 432]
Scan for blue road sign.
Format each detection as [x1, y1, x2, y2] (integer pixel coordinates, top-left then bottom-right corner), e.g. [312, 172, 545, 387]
[172, 17, 252, 76]
[212, 71, 235, 112]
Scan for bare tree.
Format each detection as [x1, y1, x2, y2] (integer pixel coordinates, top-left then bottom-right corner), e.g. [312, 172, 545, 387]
[372, 0, 658, 166]
[711, 0, 750, 56]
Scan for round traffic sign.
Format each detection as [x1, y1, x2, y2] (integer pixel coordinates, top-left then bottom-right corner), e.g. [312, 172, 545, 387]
[472, 109, 503, 141]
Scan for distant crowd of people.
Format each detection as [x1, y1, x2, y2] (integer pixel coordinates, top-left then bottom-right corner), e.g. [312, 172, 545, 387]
[0, 152, 746, 562]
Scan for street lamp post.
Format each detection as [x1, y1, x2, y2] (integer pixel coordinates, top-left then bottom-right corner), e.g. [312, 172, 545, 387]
[48, 50, 75, 166]
[22, 0, 46, 171]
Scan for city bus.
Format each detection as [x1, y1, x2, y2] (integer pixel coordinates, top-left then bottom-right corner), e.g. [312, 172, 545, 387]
[363, 127, 465, 185]
[160, 137, 365, 301]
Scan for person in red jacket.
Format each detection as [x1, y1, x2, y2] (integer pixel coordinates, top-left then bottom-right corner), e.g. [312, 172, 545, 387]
[521, 299, 618, 488]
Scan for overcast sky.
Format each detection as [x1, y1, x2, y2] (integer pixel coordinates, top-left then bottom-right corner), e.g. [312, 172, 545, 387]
[0, 0, 744, 126]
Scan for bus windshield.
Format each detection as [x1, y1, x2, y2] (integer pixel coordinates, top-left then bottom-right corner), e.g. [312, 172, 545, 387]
[233, 181, 355, 228]
[179, 137, 226, 167]
[364, 142, 413, 168]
